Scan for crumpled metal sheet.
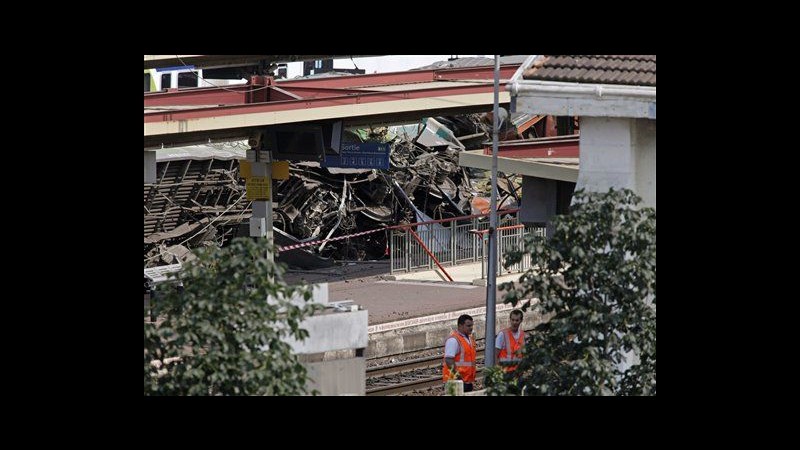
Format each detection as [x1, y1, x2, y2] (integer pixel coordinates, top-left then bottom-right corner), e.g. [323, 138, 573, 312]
[145, 113, 517, 268]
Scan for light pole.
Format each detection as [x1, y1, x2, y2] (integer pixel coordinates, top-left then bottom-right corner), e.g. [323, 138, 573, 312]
[485, 55, 500, 368]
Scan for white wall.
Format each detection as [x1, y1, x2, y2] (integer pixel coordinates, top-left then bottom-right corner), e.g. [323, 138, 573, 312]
[274, 283, 368, 394]
[284, 310, 369, 354]
[633, 118, 656, 209]
[577, 117, 656, 209]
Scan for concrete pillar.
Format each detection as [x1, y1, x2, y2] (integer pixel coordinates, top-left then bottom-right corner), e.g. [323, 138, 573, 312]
[633, 118, 656, 209]
[576, 117, 635, 194]
[577, 117, 656, 210]
[273, 284, 368, 395]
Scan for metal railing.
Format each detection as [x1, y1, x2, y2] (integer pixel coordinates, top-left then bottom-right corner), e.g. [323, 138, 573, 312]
[480, 223, 546, 279]
[389, 210, 545, 276]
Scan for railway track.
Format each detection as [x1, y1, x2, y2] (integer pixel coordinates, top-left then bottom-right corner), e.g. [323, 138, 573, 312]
[366, 349, 486, 396]
[365, 327, 531, 395]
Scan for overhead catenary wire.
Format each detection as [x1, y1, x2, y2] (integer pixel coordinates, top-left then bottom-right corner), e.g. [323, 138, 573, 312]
[173, 55, 272, 94]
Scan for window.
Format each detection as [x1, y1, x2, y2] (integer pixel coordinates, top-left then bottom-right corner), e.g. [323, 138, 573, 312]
[161, 73, 171, 90]
[314, 60, 322, 69]
[178, 71, 198, 88]
[144, 73, 151, 92]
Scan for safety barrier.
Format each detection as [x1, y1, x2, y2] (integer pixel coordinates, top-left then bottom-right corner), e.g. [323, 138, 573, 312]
[474, 224, 546, 279]
[389, 210, 545, 276]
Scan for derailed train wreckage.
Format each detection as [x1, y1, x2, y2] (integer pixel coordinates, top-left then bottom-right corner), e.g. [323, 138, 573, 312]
[144, 113, 529, 269]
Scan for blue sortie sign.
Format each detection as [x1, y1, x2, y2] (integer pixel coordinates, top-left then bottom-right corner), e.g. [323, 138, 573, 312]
[322, 142, 390, 169]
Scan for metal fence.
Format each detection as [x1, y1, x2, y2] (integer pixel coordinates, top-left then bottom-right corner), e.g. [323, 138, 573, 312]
[389, 211, 545, 277]
[482, 222, 547, 279]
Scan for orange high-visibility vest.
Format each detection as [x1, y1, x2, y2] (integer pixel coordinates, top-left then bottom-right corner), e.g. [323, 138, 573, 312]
[497, 328, 525, 372]
[442, 331, 476, 383]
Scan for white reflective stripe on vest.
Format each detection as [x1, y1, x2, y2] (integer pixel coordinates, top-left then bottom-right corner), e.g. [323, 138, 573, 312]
[455, 333, 473, 362]
[453, 333, 475, 367]
[499, 329, 524, 363]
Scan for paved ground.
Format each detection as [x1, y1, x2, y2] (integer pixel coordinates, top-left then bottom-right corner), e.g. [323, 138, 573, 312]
[284, 260, 523, 325]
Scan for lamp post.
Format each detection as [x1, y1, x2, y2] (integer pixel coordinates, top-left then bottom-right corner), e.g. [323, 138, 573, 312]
[485, 55, 500, 368]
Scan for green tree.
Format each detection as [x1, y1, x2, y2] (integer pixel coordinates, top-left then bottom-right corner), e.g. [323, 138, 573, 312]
[487, 188, 655, 396]
[144, 237, 321, 395]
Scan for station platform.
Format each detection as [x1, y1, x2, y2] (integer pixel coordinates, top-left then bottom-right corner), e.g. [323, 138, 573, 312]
[285, 260, 543, 360]
[285, 260, 522, 325]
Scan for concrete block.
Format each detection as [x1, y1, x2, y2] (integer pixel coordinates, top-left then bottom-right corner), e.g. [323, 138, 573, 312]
[304, 357, 366, 396]
[284, 309, 368, 354]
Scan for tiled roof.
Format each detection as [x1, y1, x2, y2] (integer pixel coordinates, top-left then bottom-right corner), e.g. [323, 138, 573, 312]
[523, 55, 655, 86]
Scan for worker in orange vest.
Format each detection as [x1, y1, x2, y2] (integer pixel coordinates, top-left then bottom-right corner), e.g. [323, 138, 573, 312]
[495, 309, 525, 373]
[443, 314, 476, 392]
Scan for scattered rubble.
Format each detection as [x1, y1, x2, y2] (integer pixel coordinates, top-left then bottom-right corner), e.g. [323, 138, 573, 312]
[144, 113, 529, 269]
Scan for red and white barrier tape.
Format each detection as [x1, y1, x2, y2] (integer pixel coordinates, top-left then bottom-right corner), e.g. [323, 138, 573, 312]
[277, 227, 386, 253]
[277, 208, 520, 253]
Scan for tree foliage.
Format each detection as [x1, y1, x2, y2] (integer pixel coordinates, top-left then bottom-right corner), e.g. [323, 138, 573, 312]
[144, 237, 321, 396]
[487, 188, 656, 396]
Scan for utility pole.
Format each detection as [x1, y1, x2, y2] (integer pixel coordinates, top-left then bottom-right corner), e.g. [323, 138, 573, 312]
[247, 142, 274, 263]
[485, 55, 500, 368]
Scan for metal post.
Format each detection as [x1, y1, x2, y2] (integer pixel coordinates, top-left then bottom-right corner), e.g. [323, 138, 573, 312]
[409, 228, 453, 282]
[428, 225, 434, 270]
[485, 55, 500, 369]
[390, 231, 395, 274]
[498, 228, 503, 276]
[473, 218, 479, 262]
[481, 235, 486, 279]
[248, 147, 274, 263]
[451, 223, 457, 265]
[405, 229, 410, 272]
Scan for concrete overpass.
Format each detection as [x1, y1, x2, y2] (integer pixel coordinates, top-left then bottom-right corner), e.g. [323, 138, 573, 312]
[144, 64, 519, 149]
